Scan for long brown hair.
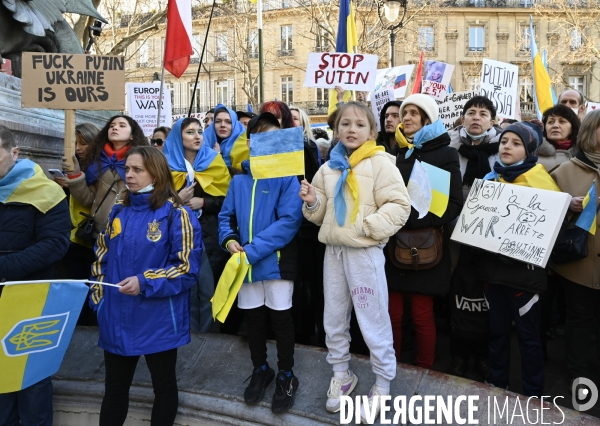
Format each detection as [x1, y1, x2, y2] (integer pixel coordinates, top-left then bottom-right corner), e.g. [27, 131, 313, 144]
[122, 146, 183, 210]
[576, 110, 600, 153]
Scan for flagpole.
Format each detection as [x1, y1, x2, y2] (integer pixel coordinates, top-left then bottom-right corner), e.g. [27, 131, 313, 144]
[258, 0, 264, 104]
[156, 34, 167, 128]
[189, 0, 217, 117]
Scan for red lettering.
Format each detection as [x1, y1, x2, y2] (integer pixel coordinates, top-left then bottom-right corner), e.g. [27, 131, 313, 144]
[318, 53, 330, 70]
[352, 54, 364, 69]
[345, 71, 355, 84]
[325, 71, 335, 85]
[329, 53, 340, 68]
[315, 70, 324, 83]
[338, 54, 351, 68]
[355, 72, 369, 85]
[336, 70, 345, 83]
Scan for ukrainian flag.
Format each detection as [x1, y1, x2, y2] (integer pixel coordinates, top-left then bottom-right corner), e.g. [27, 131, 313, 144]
[0, 281, 88, 393]
[530, 15, 554, 119]
[421, 162, 450, 218]
[328, 0, 359, 116]
[250, 126, 304, 179]
[576, 182, 598, 235]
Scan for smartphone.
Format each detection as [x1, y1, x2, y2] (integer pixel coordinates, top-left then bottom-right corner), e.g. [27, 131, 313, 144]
[48, 169, 65, 177]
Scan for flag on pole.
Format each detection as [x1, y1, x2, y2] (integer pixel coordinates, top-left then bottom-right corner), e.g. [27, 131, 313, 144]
[576, 182, 598, 235]
[328, 0, 359, 116]
[250, 127, 305, 179]
[412, 51, 424, 95]
[0, 281, 88, 393]
[164, 0, 193, 78]
[530, 15, 553, 119]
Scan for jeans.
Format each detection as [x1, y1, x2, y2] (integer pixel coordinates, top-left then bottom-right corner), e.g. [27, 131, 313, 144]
[0, 377, 53, 426]
[190, 249, 218, 333]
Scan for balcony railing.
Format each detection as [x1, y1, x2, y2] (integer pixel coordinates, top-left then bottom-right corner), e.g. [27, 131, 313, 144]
[447, 0, 535, 6]
[172, 101, 329, 117]
[249, 52, 259, 59]
[278, 49, 295, 57]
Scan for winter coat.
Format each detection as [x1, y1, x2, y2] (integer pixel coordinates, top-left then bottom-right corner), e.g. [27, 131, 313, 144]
[90, 194, 203, 356]
[536, 138, 576, 172]
[67, 168, 126, 238]
[550, 151, 600, 290]
[385, 132, 463, 295]
[218, 160, 303, 283]
[303, 150, 410, 248]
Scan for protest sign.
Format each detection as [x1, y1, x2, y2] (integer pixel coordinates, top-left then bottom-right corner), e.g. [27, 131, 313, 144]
[126, 83, 172, 136]
[370, 89, 395, 131]
[587, 102, 600, 113]
[21, 53, 125, 110]
[421, 61, 454, 100]
[374, 65, 414, 99]
[480, 59, 519, 120]
[436, 91, 477, 130]
[172, 112, 205, 124]
[451, 179, 571, 267]
[304, 52, 378, 92]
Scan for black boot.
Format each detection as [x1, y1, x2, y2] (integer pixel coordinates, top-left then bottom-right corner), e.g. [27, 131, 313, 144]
[448, 356, 467, 378]
[244, 365, 275, 405]
[271, 370, 299, 413]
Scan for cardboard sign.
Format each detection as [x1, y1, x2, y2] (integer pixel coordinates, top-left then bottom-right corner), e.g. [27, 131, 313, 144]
[451, 179, 571, 267]
[126, 83, 172, 136]
[304, 52, 378, 91]
[436, 91, 477, 130]
[172, 112, 206, 124]
[374, 65, 414, 99]
[21, 53, 125, 110]
[421, 61, 454, 100]
[587, 102, 600, 113]
[370, 89, 395, 131]
[480, 59, 519, 120]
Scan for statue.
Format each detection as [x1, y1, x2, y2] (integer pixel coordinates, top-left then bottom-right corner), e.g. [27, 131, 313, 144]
[0, 0, 108, 78]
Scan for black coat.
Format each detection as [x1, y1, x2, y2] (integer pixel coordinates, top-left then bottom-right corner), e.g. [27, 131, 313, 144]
[0, 198, 70, 282]
[476, 250, 547, 294]
[385, 132, 463, 295]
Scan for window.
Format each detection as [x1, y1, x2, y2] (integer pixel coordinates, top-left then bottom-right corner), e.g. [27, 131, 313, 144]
[279, 25, 294, 56]
[191, 34, 202, 64]
[519, 0, 534, 6]
[249, 30, 258, 59]
[315, 26, 329, 52]
[467, 77, 480, 92]
[216, 32, 228, 61]
[418, 26, 434, 51]
[281, 0, 290, 8]
[281, 76, 293, 103]
[570, 28, 582, 51]
[316, 88, 326, 102]
[519, 77, 534, 103]
[216, 81, 228, 105]
[519, 25, 534, 51]
[137, 41, 148, 67]
[469, 26, 485, 52]
[569, 76, 585, 93]
[469, 0, 485, 6]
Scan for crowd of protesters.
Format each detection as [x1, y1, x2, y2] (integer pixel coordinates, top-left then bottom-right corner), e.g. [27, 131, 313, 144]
[1, 86, 599, 425]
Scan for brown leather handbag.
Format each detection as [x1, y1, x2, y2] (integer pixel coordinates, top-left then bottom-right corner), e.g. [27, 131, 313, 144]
[388, 227, 443, 271]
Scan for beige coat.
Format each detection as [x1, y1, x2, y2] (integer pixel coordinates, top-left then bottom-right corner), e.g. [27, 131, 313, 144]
[537, 138, 575, 172]
[67, 168, 127, 238]
[550, 154, 600, 289]
[303, 151, 411, 247]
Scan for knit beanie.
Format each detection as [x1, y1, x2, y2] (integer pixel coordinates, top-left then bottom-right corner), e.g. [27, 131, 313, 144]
[399, 94, 439, 124]
[499, 122, 542, 158]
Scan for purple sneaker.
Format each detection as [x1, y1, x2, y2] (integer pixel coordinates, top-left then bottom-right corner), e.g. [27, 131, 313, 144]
[326, 370, 358, 413]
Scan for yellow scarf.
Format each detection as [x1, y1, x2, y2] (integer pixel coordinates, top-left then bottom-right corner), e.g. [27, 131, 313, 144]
[395, 123, 413, 151]
[499, 164, 560, 191]
[211, 252, 249, 323]
[171, 157, 230, 197]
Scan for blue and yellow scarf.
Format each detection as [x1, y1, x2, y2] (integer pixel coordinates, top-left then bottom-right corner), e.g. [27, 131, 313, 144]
[202, 104, 249, 170]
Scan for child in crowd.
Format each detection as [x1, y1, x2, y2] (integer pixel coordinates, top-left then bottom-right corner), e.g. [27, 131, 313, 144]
[218, 112, 303, 413]
[300, 102, 411, 422]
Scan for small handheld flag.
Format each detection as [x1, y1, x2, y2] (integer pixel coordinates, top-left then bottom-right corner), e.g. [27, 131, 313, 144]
[576, 182, 599, 235]
[422, 162, 451, 217]
[407, 160, 432, 219]
[250, 127, 305, 179]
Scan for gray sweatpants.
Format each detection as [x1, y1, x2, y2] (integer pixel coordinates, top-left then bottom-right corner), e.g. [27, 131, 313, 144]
[323, 245, 396, 382]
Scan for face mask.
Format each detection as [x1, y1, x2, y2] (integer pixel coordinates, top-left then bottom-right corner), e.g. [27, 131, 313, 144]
[465, 128, 489, 140]
[126, 183, 154, 193]
[571, 107, 580, 116]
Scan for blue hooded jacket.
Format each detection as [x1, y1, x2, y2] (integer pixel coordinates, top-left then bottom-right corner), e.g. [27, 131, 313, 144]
[90, 193, 203, 356]
[218, 160, 302, 282]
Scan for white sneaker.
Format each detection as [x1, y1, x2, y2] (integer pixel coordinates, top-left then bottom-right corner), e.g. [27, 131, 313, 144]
[359, 384, 386, 424]
[325, 370, 359, 413]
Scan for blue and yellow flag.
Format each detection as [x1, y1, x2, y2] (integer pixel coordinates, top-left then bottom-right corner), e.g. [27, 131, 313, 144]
[421, 162, 450, 218]
[328, 0, 359, 116]
[576, 182, 598, 235]
[0, 281, 88, 393]
[250, 126, 304, 179]
[530, 15, 553, 119]
[211, 253, 250, 323]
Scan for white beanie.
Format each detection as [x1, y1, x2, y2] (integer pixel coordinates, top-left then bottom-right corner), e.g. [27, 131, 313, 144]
[399, 94, 439, 124]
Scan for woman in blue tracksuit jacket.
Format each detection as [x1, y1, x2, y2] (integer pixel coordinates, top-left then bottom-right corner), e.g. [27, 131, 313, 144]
[90, 146, 203, 426]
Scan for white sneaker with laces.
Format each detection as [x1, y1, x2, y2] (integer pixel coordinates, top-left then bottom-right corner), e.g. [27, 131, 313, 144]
[359, 384, 387, 424]
[325, 370, 359, 413]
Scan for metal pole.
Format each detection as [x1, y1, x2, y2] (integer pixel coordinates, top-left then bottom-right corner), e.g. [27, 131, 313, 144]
[258, 0, 264, 104]
[189, 0, 217, 117]
[389, 29, 395, 68]
[156, 35, 167, 128]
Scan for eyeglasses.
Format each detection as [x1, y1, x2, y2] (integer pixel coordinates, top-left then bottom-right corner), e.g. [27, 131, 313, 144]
[150, 138, 164, 146]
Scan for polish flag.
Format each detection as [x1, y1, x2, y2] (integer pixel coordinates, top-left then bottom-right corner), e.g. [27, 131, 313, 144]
[164, 0, 193, 78]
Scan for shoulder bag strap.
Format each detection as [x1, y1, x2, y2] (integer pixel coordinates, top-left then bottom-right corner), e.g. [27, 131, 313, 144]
[90, 180, 118, 218]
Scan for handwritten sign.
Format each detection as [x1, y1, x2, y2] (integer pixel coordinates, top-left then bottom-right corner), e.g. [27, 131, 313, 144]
[304, 52, 378, 91]
[421, 61, 454, 100]
[21, 53, 125, 110]
[172, 112, 206, 124]
[587, 102, 600, 113]
[436, 91, 477, 130]
[126, 83, 172, 136]
[480, 59, 518, 120]
[370, 89, 395, 131]
[374, 65, 414, 99]
[451, 179, 571, 267]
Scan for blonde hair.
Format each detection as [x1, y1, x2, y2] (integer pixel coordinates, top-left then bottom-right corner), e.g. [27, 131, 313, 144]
[576, 110, 600, 153]
[290, 106, 312, 140]
[333, 102, 377, 140]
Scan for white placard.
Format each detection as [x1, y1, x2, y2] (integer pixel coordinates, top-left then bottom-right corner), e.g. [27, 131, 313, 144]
[370, 89, 395, 131]
[421, 61, 454, 100]
[451, 179, 571, 267]
[172, 112, 206, 124]
[480, 59, 519, 120]
[303, 52, 378, 91]
[436, 91, 477, 130]
[374, 65, 414, 99]
[126, 83, 172, 136]
[587, 102, 600, 113]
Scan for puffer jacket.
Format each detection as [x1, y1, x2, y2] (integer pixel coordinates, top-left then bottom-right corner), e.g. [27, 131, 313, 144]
[303, 150, 411, 247]
[537, 138, 576, 172]
[218, 160, 303, 283]
[90, 194, 203, 356]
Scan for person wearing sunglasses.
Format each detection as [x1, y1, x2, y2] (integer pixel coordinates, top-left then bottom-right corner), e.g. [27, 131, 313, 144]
[150, 126, 171, 151]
